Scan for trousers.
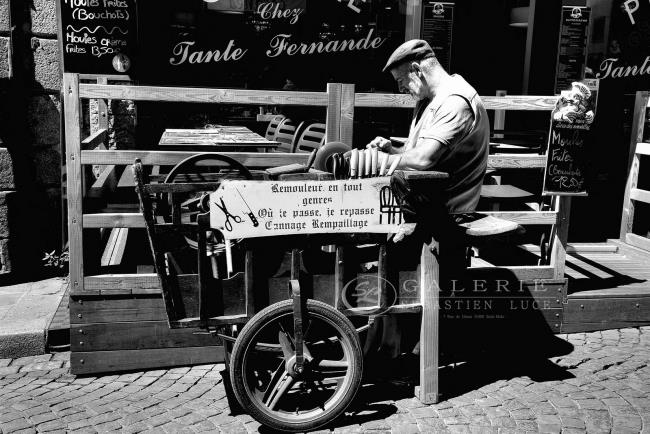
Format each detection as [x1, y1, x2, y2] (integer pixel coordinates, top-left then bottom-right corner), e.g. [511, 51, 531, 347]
[363, 172, 470, 359]
[389, 171, 468, 282]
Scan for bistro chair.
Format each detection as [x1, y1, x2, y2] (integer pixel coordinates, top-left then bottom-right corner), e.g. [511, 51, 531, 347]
[264, 115, 285, 141]
[293, 122, 326, 153]
[274, 118, 304, 153]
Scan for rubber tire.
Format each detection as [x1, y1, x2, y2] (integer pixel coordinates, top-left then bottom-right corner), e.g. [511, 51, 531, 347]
[313, 141, 352, 172]
[230, 299, 363, 433]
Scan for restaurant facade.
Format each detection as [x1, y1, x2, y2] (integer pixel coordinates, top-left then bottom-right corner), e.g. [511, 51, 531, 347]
[54, 0, 647, 239]
[0, 0, 649, 380]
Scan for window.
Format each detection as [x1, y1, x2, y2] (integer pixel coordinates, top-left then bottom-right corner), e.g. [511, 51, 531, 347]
[136, 0, 407, 91]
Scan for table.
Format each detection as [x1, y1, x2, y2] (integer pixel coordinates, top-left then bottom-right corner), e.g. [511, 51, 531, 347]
[159, 127, 279, 151]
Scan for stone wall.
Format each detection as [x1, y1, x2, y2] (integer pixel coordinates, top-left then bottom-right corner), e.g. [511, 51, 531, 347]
[0, 0, 15, 275]
[0, 0, 62, 278]
[0, 0, 138, 279]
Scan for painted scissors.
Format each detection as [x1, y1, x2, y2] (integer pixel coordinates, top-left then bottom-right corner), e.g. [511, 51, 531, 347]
[214, 197, 242, 232]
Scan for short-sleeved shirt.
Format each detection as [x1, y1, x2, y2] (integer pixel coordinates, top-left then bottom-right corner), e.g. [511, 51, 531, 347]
[404, 74, 489, 213]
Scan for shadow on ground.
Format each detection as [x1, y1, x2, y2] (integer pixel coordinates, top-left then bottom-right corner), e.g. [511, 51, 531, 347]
[324, 339, 575, 431]
[566, 252, 647, 295]
[226, 329, 575, 432]
[218, 238, 578, 431]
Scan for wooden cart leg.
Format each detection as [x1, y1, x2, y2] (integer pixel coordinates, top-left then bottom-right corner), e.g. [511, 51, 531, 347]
[415, 237, 440, 404]
[334, 246, 344, 309]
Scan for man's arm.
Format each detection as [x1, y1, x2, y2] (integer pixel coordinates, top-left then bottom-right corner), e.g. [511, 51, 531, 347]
[366, 136, 405, 155]
[385, 139, 444, 170]
[386, 95, 475, 171]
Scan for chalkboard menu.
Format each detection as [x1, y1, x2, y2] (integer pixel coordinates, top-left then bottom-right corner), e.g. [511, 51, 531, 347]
[421, 1, 454, 71]
[57, 0, 138, 75]
[543, 79, 599, 196]
[554, 6, 590, 95]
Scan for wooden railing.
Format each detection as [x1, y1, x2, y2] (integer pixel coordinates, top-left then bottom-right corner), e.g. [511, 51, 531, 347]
[620, 91, 650, 252]
[64, 73, 564, 295]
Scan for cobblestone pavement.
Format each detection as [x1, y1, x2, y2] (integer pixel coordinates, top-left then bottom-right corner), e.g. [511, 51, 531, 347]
[1, 328, 650, 433]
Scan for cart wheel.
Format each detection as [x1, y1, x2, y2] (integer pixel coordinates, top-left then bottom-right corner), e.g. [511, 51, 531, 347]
[230, 300, 363, 432]
[163, 153, 253, 255]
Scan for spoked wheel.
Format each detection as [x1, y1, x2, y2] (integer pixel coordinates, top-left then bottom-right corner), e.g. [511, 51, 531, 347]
[163, 152, 253, 220]
[230, 300, 363, 432]
[162, 153, 254, 257]
[164, 152, 253, 184]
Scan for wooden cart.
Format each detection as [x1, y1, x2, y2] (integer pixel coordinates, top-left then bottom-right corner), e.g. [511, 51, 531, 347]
[63, 75, 568, 376]
[132, 150, 528, 432]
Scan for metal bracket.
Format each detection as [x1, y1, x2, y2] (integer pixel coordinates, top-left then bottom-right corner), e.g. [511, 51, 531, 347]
[290, 279, 305, 372]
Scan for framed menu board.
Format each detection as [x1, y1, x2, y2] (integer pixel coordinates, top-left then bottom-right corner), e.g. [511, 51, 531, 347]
[554, 6, 590, 95]
[420, 1, 454, 71]
[56, 0, 138, 75]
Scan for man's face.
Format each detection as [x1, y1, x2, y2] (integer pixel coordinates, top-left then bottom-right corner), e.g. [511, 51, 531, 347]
[391, 62, 426, 100]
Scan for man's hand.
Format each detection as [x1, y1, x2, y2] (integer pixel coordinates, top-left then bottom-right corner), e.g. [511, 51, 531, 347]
[392, 223, 417, 243]
[366, 136, 393, 153]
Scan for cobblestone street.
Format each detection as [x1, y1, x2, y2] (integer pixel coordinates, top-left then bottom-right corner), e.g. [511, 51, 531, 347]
[1, 328, 649, 433]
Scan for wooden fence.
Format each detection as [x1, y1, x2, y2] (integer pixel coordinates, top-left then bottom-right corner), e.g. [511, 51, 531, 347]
[63, 72, 566, 373]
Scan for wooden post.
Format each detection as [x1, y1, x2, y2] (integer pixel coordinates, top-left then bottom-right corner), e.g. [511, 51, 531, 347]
[289, 248, 301, 299]
[378, 243, 388, 310]
[326, 83, 355, 147]
[550, 195, 571, 279]
[197, 216, 209, 324]
[493, 90, 507, 139]
[326, 83, 342, 144]
[84, 77, 109, 186]
[619, 91, 650, 242]
[522, 0, 537, 94]
[415, 237, 439, 404]
[340, 84, 355, 147]
[83, 77, 111, 274]
[64, 73, 84, 294]
[334, 246, 344, 309]
[245, 249, 254, 317]
[405, 0, 422, 40]
[96, 77, 109, 133]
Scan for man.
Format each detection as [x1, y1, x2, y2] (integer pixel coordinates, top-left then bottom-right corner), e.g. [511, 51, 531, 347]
[368, 39, 489, 242]
[362, 40, 490, 370]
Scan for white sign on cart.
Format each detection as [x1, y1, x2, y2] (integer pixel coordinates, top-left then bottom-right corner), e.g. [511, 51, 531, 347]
[210, 179, 403, 239]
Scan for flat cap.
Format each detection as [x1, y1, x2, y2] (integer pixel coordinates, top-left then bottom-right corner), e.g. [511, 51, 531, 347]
[382, 39, 435, 72]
